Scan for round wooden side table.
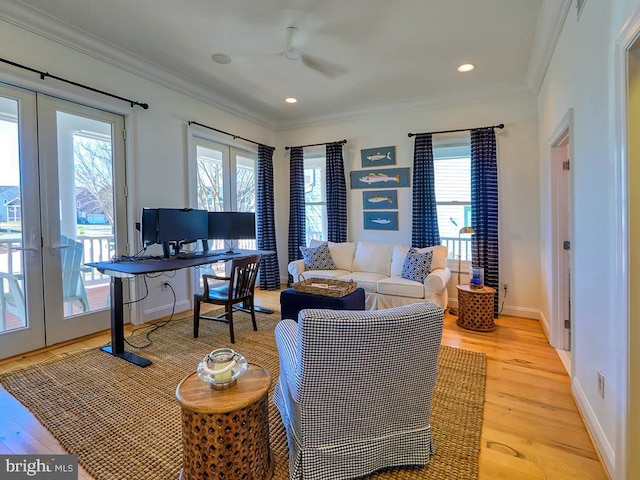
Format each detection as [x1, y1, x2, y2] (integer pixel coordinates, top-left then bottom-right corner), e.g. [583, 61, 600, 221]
[175, 363, 273, 480]
[456, 284, 497, 332]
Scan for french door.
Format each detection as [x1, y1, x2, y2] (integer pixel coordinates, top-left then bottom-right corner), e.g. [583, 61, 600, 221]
[0, 83, 127, 359]
[192, 137, 256, 281]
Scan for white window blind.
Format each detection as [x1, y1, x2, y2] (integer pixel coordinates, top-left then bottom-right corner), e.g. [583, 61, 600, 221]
[433, 140, 472, 261]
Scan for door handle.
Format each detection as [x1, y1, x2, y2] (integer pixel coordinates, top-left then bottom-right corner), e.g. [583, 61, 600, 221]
[12, 246, 39, 252]
[50, 245, 72, 250]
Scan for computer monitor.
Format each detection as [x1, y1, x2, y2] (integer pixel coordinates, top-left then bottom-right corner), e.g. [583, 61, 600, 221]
[140, 208, 159, 247]
[155, 208, 208, 257]
[207, 212, 256, 254]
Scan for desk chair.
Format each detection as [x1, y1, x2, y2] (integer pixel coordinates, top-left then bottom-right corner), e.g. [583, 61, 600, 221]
[193, 254, 262, 343]
[0, 272, 26, 330]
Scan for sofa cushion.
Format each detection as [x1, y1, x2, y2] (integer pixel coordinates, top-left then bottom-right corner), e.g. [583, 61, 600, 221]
[309, 240, 356, 272]
[337, 271, 387, 293]
[391, 245, 447, 276]
[352, 241, 394, 276]
[300, 243, 336, 270]
[401, 248, 433, 282]
[377, 276, 425, 299]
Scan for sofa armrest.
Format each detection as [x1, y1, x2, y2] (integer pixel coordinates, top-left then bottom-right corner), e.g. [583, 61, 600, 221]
[424, 267, 451, 293]
[274, 320, 301, 395]
[288, 259, 306, 281]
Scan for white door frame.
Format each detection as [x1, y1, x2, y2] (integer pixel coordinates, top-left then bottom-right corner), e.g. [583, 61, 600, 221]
[548, 109, 574, 356]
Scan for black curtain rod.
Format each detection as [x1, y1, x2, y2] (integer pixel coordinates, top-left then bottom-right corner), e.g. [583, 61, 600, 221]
[0, 57, 149, 109]
[408, 123, 504, 137]
[285, 139, 347, 150]
[188, 121, 271, 148]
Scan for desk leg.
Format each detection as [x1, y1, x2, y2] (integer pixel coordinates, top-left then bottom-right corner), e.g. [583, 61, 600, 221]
[100, 276, 152, 367]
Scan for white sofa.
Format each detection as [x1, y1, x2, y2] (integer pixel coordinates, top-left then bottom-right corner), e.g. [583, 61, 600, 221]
[288, 240, 451, 310]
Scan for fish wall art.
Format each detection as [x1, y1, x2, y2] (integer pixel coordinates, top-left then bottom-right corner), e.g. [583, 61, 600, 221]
[363, 211, 398, 230]
[350, 167, 410, 189]
[363, 190, 398, 209]
[361, 145, 396, 167]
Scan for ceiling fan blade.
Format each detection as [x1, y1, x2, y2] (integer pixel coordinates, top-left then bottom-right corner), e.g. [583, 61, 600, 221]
[301, 53, 347, 78]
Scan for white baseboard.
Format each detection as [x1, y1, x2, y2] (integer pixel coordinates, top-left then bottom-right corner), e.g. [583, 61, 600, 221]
[448, 299, 541, 320]
[143, 300, 192, 322]
[572, 378, 616, 478]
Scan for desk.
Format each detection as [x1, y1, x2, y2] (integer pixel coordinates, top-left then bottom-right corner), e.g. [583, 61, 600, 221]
[87, 249, 271, 367]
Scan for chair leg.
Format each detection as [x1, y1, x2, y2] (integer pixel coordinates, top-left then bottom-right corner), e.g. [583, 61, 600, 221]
[250, 298, 258, 331]
[228, 302, 235, 344]
[193, 296, 201, 338]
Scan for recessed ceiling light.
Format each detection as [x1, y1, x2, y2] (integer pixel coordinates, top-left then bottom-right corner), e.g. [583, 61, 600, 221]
[285, 97, 298, 104]
[457, 63, 475, 73]
[211, 53, 232, 64]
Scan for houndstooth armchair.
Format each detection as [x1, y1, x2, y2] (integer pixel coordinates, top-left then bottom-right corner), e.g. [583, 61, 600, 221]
[273, 302, 444, 480]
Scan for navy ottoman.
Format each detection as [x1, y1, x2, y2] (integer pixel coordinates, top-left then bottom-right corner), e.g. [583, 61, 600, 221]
[280, 287, 366, 320]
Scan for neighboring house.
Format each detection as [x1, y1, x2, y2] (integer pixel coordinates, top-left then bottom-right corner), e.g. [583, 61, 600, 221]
[75, 187, 108, 224]
[0, 186, 20, 223]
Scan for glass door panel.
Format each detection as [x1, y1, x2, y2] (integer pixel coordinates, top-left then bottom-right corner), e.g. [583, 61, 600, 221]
[57, 112, 114, 318]
[235, 152, 256, 250]
[0, 84, 46, 358]
[38, 95, 125, 346]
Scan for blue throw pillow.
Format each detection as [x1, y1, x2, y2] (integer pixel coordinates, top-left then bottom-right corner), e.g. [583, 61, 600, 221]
[401, 248, 433, 283]
[299, 243, 336, 270]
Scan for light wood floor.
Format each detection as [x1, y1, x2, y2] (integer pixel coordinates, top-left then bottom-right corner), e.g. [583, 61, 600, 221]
[0, 288, 609, 480]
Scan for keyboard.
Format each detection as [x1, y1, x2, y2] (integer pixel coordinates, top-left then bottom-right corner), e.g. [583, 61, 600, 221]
[176, 251, 221, 260]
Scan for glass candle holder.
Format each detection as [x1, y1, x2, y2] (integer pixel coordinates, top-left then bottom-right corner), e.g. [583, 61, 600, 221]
[197, 348, 248, 390]
[469, 267, 485, 290]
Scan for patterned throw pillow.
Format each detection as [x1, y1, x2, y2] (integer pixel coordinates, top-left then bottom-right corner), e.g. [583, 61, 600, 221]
[299, 243, 336, 270]
[401, 248, 433, 283]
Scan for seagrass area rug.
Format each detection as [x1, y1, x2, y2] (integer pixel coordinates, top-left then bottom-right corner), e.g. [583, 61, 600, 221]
[0, 310, 486, 480]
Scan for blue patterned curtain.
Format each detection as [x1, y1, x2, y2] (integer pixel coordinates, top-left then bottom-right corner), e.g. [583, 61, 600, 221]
[471, 127, 499, 317]
[288, 147, 306, 279]
[256, 144, 280, 290]
[326, 142, 347, 242]
[412, 133, 440, 247]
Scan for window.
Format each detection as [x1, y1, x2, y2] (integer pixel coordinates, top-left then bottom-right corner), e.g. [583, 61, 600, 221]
[304, 153, 327, 242]
[194, 137, 256, 249]
[433, 138, 472, 261]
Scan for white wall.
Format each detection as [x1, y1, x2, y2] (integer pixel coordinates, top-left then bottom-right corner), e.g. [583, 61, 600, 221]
[275, 95, 542, 317]
[0, 20, 277, 322]
[537, 1, 640, 477]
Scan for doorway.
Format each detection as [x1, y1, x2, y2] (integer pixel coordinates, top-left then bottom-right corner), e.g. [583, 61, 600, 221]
[0, 83, 127, 359]
[549, 110, 573, 373]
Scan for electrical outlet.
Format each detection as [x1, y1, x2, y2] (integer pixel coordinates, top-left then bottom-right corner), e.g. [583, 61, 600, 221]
[502, 283, 509, 295]
[162, 281, 170, 290]
[597, 371, 605, 398]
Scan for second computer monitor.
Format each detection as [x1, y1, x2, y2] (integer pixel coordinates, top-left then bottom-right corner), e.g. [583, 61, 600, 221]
[208, 212, 256, 253]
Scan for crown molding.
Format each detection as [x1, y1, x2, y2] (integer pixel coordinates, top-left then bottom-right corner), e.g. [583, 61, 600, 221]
[275, 84, 535, 131]
[525, 0, 572, 94]
[0, 0, 275, 129]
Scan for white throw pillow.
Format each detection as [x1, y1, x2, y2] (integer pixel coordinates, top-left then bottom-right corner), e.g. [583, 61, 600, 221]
[327, 241, 356, 271]
[352, 241, 394, 276]
[308, 240, 356, 271]
[391, 244, 448, 276]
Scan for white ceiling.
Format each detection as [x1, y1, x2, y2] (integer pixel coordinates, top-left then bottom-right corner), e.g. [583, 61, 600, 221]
[0, 0, 570, 129]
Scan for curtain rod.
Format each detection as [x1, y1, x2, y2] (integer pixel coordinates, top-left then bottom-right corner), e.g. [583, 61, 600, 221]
[188, 121, 273, 148]
[0, 57, 149, 109]
[408, 123, 504, 137]
[285, 139, 347, 150]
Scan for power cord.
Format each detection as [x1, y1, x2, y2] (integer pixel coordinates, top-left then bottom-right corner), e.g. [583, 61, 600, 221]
[498, 283, 507, 316]
[124, 280, 177, 349]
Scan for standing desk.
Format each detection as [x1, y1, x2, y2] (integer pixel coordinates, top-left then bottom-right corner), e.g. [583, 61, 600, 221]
[87, 249, 271, 367]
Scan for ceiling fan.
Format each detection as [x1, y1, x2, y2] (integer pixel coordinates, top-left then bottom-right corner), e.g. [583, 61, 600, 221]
[283, 26, 347, 78]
